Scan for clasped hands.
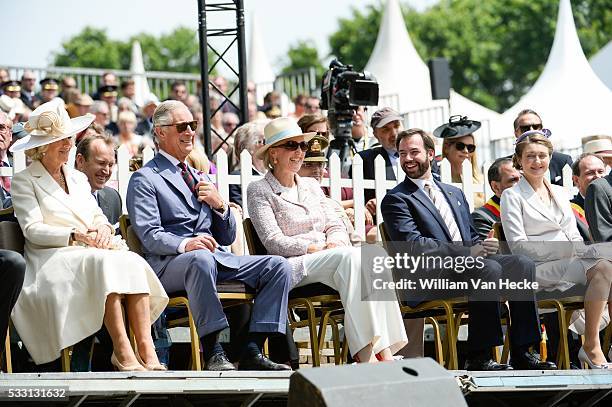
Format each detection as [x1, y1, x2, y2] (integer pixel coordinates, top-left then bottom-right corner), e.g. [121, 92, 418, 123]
[71, 224, 113, 249]
[470, 230, 499, 257]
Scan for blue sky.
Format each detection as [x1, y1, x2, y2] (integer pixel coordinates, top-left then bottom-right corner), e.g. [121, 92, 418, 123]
[0, 0, 435, 72]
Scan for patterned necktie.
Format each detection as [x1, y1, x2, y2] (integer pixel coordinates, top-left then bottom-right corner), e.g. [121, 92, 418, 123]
[1, 161, 10, 193]
[424, 182, 462, 241]
[177, 162, 196, 194]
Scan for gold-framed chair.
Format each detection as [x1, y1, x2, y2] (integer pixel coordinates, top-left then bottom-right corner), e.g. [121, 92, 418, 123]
[378, 221, 471, 369]
[242, 217, 345, 367]
[493, 221, 584, 369]
[120, 214, 254, 370]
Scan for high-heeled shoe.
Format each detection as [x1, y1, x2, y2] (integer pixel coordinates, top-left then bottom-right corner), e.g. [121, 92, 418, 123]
[111, 353, 146, 372]
[578, 347, 611, 369]
[135, 351, 167, 371]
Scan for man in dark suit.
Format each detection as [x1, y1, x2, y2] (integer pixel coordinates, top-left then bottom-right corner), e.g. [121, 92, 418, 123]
[0, 250, 25, 372]
[513, 109, 572, 186]
[127, 100, 291, 371]
[19, 70, 38, 110]
[352, 107, 403, 214]
[471, 157, 520, 240]
[75, 134, 122, 226]
[585, 172, 612, 243]
[381, 128, 555, 370]
[570, 153, 606, 242]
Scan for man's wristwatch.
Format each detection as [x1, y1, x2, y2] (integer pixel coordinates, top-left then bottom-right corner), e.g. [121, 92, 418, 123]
[216, 201, 226, 213]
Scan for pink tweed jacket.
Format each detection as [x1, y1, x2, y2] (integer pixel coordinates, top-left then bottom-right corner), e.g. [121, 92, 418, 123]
[247, 171, 350, 287]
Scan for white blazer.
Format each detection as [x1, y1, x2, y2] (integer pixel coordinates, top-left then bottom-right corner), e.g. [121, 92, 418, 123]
[500, 177, 584, 262]
[11, 160, 167, 364]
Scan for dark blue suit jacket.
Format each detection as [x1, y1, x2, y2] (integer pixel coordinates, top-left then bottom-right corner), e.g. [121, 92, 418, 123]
[381, 177, 480, 257]
[126, 153, 238, 274]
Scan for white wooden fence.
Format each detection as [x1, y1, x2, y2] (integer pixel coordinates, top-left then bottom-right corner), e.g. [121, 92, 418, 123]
[2, 145, 576, 244]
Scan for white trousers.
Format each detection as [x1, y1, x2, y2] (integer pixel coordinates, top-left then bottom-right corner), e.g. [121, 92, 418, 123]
[297, 246, 408, 356]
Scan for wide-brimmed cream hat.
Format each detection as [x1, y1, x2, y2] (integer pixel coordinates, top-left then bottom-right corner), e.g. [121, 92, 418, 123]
[584, 138, 612, 158]
[10, 98, 94, 152]
[255, 117, 315, 160]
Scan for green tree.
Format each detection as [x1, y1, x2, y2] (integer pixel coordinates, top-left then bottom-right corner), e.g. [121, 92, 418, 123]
[53, 27, 123, 69]
[328, 0, 612, 112]
[281, 40, 325, 78]
[53, 26, 211, 74]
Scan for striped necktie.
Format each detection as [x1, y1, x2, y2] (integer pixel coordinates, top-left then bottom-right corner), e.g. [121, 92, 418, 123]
[177, 162, 197, 194]
[424, 182, 462, 241]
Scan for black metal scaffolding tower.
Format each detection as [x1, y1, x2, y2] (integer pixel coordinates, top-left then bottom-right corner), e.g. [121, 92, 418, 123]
[197, 0, 248, 157]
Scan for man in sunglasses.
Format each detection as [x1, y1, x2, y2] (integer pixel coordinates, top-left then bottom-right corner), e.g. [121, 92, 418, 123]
[127, 100, 292, 371]
[513, 109, 572, 186]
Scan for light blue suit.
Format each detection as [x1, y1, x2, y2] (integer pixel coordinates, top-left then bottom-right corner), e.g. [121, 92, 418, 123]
[126, 153, 290, 337]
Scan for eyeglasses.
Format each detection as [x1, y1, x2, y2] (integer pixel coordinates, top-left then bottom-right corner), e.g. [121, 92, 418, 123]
[452, 141, 476, 153]
[514, 128, 552, 145]
[274, 141, 309, 151]
[158, 120, 198, 133]
[516, 123, 543, 134]
[315, 131, 329, 138]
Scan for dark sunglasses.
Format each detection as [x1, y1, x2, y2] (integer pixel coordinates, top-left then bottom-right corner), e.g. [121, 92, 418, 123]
[453, 141, 476, 153]
[159, 120, 198, 133]
[274, 141, 309, 151]
[315, 131, 329, 138]
[517, 123, 542, 134]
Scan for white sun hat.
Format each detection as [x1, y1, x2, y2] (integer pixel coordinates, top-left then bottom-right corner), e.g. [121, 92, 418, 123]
[9, 98, 94, 152]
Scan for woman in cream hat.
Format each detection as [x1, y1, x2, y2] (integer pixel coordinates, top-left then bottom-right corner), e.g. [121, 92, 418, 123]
[9, 99, 168, 371]
[247, 117, 407, 363]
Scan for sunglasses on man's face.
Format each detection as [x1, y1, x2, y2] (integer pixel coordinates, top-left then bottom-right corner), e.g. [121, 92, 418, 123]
[274, 141, 309, 151]
[159, 120, 198, 133]
[517, 123, 543, 134]
[453, 141, 476, 153]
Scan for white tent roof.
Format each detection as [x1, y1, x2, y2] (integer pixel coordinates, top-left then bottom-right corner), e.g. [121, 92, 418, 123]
[499, 0, 612, 150]
[364, 0, 431, 112]
[365, 0, 500, 130]
[247, 12, 275, 105]
[590, 40, 612, 91]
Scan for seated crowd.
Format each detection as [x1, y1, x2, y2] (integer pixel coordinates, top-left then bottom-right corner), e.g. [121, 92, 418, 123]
[1, 71, 612, 373]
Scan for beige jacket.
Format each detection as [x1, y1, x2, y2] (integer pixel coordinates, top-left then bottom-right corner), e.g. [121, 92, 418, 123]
[247, 172, 350, 287]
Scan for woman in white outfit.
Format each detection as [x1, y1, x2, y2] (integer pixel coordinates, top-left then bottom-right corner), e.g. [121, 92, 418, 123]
[10, 99, 168, 371]
[247, 117, 407, 363]
[500, 130, 612, 369]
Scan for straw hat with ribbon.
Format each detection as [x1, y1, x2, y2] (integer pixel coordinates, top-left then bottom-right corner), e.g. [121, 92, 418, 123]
[255, 117, 315, 160]
[9, 99, 94, 152]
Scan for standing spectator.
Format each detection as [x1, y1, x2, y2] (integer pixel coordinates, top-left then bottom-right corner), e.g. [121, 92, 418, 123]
[513, 109, 572, 185]
[59, 76, 77, 101]
[37, 78, 59, 105]
[0, 69, 9, 90]
[74, 93, 94, 117]
[136, 94, 159, 141]
[222, 112, 240, 136]
[571, 154, 606, 242]
[20, 70, 38, 110]
[585, 165, 612, 243]
[91, 100, 118, 136]
[434, 115, 485, 207]
[92, 72, 118, 100]
[290, 94, 306, 119]
[471, 157, 520, 240]
[168, 81, 188, 104]
[304, 96, 320, 114]
[116, 111, 153, 159]
[120, 79, 138, 110]
[98, 85, 119, 122]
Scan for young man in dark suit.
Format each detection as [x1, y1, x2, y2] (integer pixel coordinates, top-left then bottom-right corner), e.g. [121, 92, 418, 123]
[381, 128, 555, 371]
[513, 109, 572, 186]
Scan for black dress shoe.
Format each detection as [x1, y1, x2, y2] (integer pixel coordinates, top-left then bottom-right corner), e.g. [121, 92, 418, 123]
[511, 350, 557, 370]
[239, 353, 292, 371]
[205, 352, 236, 371]
[464, 358, 513, 371]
